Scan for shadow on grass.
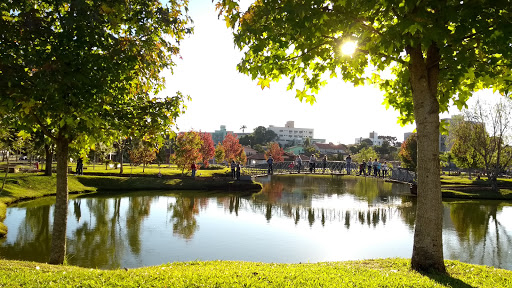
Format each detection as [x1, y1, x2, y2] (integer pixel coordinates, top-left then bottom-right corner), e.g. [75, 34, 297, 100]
[422, 271, 475, 288]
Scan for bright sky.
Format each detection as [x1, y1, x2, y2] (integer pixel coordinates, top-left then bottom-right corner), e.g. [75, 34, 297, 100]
[163, 1, 495, 145]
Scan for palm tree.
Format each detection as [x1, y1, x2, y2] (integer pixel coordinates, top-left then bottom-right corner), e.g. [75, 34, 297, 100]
[240, 125, 247, 133]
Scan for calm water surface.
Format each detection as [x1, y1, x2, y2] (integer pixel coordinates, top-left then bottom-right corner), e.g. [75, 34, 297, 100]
[1, 175, 511, 270]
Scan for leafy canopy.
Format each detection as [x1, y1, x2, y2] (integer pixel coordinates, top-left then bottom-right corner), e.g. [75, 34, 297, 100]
[0, 0, 193, 145]
[217, 0, 512, 123]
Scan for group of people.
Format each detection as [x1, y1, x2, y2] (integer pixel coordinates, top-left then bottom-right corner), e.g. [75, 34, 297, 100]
[359, 157, 389, 177]
[231, 160, 242, 180]
[289, 154, 389, 177]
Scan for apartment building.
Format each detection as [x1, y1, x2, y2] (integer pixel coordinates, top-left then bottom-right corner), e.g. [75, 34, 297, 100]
[267, 121, 314, 146]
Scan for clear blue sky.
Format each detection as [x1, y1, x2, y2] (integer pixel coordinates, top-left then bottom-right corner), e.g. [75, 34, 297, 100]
[163, 1, 492, 144]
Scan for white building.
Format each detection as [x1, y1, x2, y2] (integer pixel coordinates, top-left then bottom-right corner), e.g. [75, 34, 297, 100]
[268, 121, 314, 146]
[355, 131, 384, 146]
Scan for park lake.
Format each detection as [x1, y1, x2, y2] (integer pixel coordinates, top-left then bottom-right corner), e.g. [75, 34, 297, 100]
[1, 175, 511, 270]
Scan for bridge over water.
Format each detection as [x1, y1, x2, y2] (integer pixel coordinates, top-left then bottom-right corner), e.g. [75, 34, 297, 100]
[241, 161, 416, 183]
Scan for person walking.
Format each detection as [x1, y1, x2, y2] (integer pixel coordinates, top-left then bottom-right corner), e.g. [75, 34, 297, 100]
[322, 155, 327, 173]
[309, 154, 316, 173]
[267, 155, 274, 175]
[296, 155, 302, 173]
[367, 157, 372, 176]
[377, 160, 382, 177]
[191, 162, 197, 178]
[230, 160, 236, 179]
[345, 154, 352, 175]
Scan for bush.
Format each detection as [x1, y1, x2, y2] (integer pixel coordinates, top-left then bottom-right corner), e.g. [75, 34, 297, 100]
[200, 164, 226, 170]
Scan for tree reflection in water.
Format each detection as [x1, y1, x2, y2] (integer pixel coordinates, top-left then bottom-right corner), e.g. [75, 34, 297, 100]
[1, 175, 511, 270]
[446, 201, 512, 269]
[168, 196, 199, 240]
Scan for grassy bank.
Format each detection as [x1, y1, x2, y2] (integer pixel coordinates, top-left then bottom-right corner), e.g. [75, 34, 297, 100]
[440, 175, 512, 200]
[0, 258, 510, 287]
[76, 175, 262, 193]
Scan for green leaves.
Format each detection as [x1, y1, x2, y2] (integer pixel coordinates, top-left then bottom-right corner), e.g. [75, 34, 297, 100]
[216, 0, 512, 127]
[1, 0, 192, 147]
[257, 78, 270, 90]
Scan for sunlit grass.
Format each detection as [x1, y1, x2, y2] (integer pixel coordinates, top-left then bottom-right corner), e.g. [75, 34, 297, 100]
[0, 259, 510, 287]
[79, 163, 230, 177]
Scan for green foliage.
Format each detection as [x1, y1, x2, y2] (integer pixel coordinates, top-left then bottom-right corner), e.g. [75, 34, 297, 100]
[1, 0, 192, 143]
[399, 134, 418, 171]
[374, 141, 398, 160]
[239, 126, 278, 148]
[450, 99, 512, 190]
[302, 137, 317, 155]
[214, 143, 226, 164]
[253, 144, 265, 153]
[354, 147, 378, 163]
[218, 0, 510, 124]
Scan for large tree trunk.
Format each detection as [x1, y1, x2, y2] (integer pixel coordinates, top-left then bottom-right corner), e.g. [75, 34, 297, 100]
[408, 44, 446, 273]
[49, 135, 69, 264]
[44, 143, 53, 176]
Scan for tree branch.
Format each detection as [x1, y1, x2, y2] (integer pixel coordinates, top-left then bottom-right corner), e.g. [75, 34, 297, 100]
[32, 113, 56, 141]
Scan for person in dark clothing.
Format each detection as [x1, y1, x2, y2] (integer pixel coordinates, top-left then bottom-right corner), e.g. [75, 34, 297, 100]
[76, 157, 83, 175]
[230, 160, 236, 179]
[191, 162, 197, 178]
[359, 160, 366, 176]
[267, 155, 274, 175]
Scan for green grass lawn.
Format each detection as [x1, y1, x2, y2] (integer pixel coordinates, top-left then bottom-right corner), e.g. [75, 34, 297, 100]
[440, 175, 512, 199]
[76, 163, 232, 177]
[0, 258, 510, 287]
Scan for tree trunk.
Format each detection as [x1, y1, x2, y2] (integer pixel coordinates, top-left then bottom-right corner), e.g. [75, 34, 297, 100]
[44, 143, 53, 176]
[408, 44, 446, 273]
[119, 143, 124, 174]
[49, 135, 69, 264]
[1, 151, 9, 193]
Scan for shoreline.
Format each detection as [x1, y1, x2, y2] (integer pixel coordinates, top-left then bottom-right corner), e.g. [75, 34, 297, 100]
[0, 174, 262, 237]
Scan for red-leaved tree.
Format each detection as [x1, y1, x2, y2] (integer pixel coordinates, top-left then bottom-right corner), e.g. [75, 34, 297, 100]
[222, 133, 242, 163]
[265, 142, 284, 162]
[199, 132, 215, 168]
[172, 131, 202, 175]
[399, 133, 418, 172]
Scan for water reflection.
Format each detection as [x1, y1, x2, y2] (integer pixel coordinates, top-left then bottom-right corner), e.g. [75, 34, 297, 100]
[169, 197, 200, 240]
[445, 201, 512, 269]
[0, 175, 510, 270]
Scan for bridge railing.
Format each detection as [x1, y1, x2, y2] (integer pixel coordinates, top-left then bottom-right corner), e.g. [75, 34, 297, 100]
[242, 161, 362, 176]
[389, 168, 416, 183]
[242, 160, 402, 178]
